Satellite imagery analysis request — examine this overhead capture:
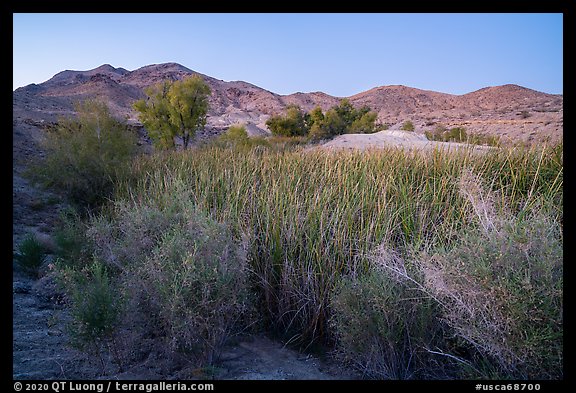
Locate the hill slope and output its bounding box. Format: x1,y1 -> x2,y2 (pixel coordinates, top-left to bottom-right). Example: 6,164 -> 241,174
13,62 -> 563,143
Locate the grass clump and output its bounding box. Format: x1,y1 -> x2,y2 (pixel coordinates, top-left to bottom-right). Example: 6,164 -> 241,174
14,234 -> 48,277
401,120 -> 415,131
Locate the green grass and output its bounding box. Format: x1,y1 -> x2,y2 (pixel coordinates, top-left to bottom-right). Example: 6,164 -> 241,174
113,143 -> 562,350
49,137 -> 561,378
14,234 -> 47,277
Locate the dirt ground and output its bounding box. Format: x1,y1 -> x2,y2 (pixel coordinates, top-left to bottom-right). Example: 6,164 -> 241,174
13,268 -> 358,380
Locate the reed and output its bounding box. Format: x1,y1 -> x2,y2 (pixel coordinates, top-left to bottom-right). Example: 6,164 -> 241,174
114,143 -> 562,349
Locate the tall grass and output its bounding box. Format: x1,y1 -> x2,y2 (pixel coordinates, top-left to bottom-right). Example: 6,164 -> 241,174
114,142 -> 562,353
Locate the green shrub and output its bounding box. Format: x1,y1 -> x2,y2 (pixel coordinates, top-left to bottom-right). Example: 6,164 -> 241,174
215,124 -> 271,151
266,105 -> 309,137
57,259 -> 124,371
53,208 -> 92,269
27,100 -> 138,211
425,125 -> 500,147
401,120 -> 415,132
14,234 -> 47,277
63,260 -> 122,348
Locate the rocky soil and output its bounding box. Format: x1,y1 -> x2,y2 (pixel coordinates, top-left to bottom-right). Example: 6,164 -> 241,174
13,266 -> 357,380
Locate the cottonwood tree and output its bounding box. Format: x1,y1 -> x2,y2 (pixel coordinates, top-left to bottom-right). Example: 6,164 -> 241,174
134,75 -> 211,149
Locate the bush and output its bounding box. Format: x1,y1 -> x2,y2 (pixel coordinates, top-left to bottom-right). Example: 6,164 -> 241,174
53,208 -> 93,269
330,250 -> 441,379
425,125 -> 500,147
14,234 -> 47,277
215,124 -> 271,151
401,120 -> 415,132
414,170 -> 563,378
266,105 -> 309,137
27,100 -> 138,211
86,196 -> 254,366
62,260 -> 122,348
58,259 -> 124,371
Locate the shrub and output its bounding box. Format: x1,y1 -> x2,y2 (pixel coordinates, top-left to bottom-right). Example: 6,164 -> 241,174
266,105 -> 309,137
330,248 -> 442,379
215,124 -> 271,151
401,120 -> 415,132
519,110 -> 531,119
63,260 -> 122,348
414,170 -> 563,378
14,234 -> 47,277
425,125 -> 500,147
53,208 -> 93,269
446,127 -> 468,142
59,259 -> 124,371
86,196 -> 254,366
27,100 -> 138,211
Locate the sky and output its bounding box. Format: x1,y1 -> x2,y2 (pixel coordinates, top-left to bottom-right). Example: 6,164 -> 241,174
13,13 -> 563,96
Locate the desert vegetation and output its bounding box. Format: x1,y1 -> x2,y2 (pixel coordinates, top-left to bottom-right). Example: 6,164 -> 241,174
133,75 -> 211,150
23,98 -> 563,379
426,124 -> 501,147
266,99 -> 383,140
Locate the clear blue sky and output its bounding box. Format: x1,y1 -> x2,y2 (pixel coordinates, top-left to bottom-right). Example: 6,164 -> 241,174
13,13 -> 563,96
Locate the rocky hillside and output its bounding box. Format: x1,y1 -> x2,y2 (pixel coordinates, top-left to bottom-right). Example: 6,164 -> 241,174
13,62 -> 563,143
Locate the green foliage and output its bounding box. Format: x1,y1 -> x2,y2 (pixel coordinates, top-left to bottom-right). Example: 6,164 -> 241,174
323,99 -> 380,136
267,100 -> 380,140
313,108 -> 346,139
63,260 -> 122,348
27,100 -> 138,211
133,81 -> 175,149
266,105 -> 309,137
349,111 -> 379,134
215,124 -> 271,151
14,234 -> 47,277
401,120 -> 415,132
134,75 -> 211,149
425,125 -> 500,147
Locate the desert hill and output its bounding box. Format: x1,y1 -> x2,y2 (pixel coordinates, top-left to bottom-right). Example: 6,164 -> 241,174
13,62 -> 562,144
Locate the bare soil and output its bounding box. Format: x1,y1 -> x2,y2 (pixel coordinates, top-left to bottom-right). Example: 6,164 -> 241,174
13,267 -> 357,380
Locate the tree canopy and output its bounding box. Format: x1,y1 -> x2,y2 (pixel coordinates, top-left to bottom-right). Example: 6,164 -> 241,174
134,75 -> 211,149
266,99 -> 381,140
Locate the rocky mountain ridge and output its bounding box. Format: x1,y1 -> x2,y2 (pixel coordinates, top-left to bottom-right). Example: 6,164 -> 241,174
13,62 -> 563,143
